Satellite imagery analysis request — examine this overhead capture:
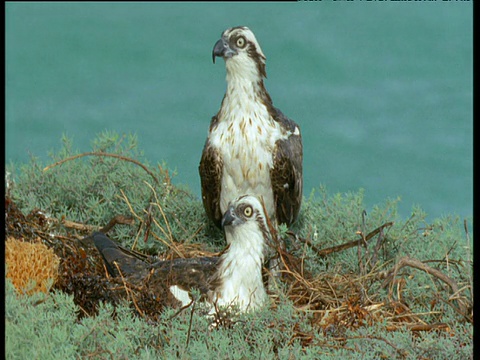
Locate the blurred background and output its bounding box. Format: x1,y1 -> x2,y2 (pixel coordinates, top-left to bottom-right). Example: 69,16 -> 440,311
5,2 -> 473,221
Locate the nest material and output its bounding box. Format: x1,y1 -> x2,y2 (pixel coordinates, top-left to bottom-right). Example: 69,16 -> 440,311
5,236 -> 60,295
4,192 -> 472,337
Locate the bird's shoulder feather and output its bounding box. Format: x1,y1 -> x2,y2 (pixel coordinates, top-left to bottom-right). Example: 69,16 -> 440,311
199,129 -> 223,227
270,107 -> 303,226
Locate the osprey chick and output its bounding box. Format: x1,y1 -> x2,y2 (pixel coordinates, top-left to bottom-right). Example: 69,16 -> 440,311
93,195 -> 269,313
209,194 -> 269,311
199,26 -> 303,228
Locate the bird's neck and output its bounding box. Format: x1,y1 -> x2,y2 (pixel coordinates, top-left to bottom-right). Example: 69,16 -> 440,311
213,225 -> 268,312
222,62 -> 272,113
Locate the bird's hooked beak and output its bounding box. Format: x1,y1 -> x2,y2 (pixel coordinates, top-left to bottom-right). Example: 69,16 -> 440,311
221,206 -> 237,229
212,38 -> 237,64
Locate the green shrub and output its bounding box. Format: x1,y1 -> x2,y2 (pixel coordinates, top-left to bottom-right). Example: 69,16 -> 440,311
7,131 -> 223,255
5,131 -> 473,359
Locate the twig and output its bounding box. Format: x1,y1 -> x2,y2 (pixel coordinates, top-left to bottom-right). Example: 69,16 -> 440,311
185,299 -> 197,349
149,230 -> 185,258
371,225 -> 385,268
113,261 -> 144,318
383,257 -> 459,295
356,210 -> 368,276
463,219 -> 473,300
60,219 -> 97,232
99,215 -> 135,233
142,202 -> 154,244
144,182 -> 174,243
118,189 -> 144,250
386,322 -> 451,332
168,298 -> 195,320
382,256 -> 469,317
293,222 -> 394,258
43,151 -> 160,185
260,196 -> 278,247
139,181 -> 183,258
339,334 -> 408,359
37,213 -> 134,235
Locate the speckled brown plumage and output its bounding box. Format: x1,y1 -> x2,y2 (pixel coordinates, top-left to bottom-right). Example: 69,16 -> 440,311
199,26 -> 303,229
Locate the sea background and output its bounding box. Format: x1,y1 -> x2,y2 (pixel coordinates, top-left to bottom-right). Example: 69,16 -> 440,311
5,2 -> 473,222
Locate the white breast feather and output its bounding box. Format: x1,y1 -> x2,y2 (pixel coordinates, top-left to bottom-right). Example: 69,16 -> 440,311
211,74 -> 291,219
211,219 -> 267,312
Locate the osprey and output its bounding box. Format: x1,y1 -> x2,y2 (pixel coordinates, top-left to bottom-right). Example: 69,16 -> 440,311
199,26 -> 303,228
92,195 -> 270,313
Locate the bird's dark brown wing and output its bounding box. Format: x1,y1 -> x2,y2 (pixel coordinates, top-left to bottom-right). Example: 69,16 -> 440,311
199,121 -> 224,228
93,232 -> 221,298
92,232 -> 149,278
270,108 -> 303,226
151,257 -> 220,295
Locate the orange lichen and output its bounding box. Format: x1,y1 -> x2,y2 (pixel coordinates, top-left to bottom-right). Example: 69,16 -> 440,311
5,237 -> 60,295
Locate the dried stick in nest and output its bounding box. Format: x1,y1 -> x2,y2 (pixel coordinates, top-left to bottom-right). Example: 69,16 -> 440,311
288,221 -> 394,258
386,322 -> 451,333
57,215 -> 135,234
382,256 -> 471,321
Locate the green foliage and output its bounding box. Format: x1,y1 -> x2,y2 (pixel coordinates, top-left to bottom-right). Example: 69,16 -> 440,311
5,132 -> 473,358
295,188 -> 471,278
5,279 -> 80,359
5,278 -> 473,359
292,186 -> 473,325
7,131 -> 223,254
323,321 -> 473,360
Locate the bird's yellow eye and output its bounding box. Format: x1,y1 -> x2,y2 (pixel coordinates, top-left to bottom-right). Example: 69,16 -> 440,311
243,205 -> 253,217
236,36 -> 246,48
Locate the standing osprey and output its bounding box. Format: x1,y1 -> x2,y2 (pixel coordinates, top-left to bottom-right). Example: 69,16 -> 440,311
92,195 -> 270,313
199,26 -> 303,228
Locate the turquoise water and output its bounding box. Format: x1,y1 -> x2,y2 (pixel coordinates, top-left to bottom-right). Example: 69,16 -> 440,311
6,2 -> 473,221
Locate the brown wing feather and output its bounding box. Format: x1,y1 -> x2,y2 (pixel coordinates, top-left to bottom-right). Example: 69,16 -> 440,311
92,232 -> 149,278
92,232 -> 221,302
270,108 -> 303,226
199,120 -> 224,228
152,257 -> 220,296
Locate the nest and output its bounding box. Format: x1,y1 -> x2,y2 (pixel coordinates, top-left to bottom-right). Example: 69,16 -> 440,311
4,191 -> 473,344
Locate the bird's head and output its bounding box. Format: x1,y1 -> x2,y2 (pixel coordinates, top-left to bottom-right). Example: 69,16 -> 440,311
221,195 -> 271,246
212,26 -> 267,79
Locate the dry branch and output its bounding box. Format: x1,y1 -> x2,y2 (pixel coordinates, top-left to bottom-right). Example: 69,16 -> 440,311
291,221 -> 394,258
43,152 -> 160,185
57,215 -> 134,233
386,322 -> 451,332
382,256 -> 470,318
